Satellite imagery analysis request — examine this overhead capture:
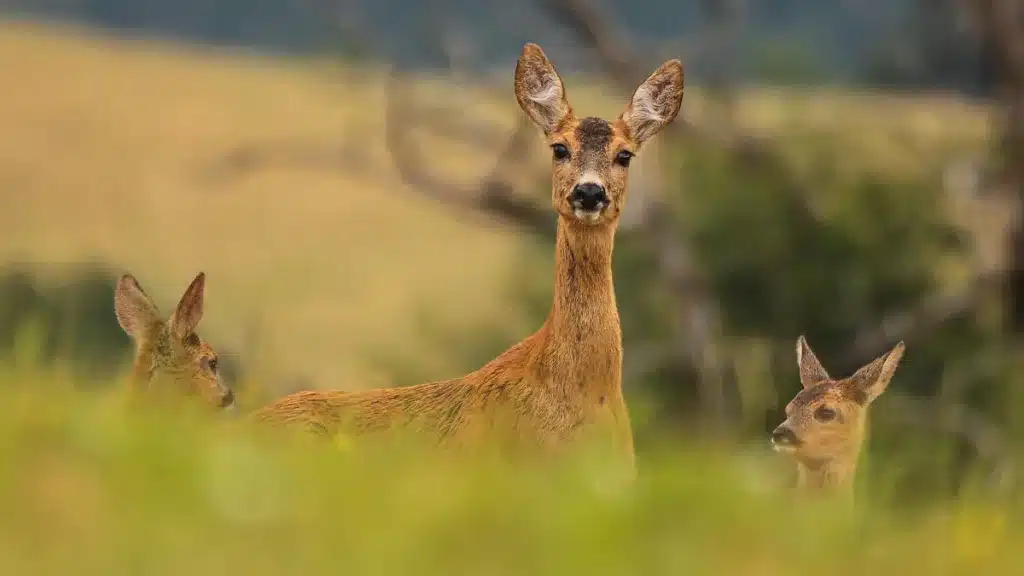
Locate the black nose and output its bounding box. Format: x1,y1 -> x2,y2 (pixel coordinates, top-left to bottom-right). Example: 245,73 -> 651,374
571,183 -> 608,211
771,425 -> 799,447
219,388 -> 235,408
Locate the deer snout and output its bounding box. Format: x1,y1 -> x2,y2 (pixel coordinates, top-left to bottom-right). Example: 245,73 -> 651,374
771,424 -> 801,448
570,182 -> 608,211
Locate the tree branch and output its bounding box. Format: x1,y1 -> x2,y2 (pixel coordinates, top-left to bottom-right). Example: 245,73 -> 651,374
845,270 -> 1007,367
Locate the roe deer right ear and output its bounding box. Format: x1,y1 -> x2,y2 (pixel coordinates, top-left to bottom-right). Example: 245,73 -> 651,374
114,274 -> 161,339
850,341 -> 905,405
514,43 -> 571,136
170,272 -> 206,340
796,335 -> 830,389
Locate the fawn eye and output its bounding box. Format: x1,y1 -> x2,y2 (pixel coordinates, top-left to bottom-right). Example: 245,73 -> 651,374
614,150 -> 634,167
814,406 -> 837,422
205,357 -> 219,375
551,143 -> 571,161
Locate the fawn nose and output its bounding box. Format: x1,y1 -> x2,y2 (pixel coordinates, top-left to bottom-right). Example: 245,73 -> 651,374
771,425 -> 800,447
570,183 -> 608,211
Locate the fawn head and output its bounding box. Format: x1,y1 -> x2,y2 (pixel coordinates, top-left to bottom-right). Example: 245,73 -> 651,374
514,43 -> 683,227
772,336 -> 905,466
114,272 -> 235,411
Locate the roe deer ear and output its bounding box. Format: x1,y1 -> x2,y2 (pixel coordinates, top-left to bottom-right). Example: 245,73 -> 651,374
620,59 -> 684,146
618,59 -> 684,145
796,335 -> 830,389
170,272 -> 206,341
850,341 -> 906,405
514,43 -> 572,136
114,274 -> 162,339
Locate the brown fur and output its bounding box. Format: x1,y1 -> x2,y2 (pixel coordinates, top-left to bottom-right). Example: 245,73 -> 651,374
772,336 -> 906,501
114,272 -> 234,410
251,44 -> 685,469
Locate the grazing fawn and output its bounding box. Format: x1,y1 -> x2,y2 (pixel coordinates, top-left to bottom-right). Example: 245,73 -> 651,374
772,336 -> 905,501
252,43 -> 685,469
114,272 -> 235,411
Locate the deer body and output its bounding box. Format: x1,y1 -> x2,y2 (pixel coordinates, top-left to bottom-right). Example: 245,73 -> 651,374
253,43 -> 685,468
253,215 -> 630,460
772,336 -> 906,502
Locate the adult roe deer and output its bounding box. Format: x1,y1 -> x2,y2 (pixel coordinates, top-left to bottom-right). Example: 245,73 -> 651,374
114,272 -> 235,411
251,43 -> 685,469
772,336 -> 905,502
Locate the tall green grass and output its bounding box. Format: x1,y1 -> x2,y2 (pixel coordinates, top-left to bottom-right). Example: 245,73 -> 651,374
0,362 -> 1020,575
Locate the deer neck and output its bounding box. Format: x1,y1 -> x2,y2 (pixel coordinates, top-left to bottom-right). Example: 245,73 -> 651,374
535,217 -> 621,399
127,340 -> 155,395
795,453 -> 858,502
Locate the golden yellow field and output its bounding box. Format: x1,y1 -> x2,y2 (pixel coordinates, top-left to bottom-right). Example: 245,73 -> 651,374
0,20 -> 997,398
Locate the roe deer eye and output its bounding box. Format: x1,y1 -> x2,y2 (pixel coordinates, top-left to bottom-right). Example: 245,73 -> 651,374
551,143 -> 571,161
814,406 -> 836,422
614,150 -> 634,167
204,357 -> 219,375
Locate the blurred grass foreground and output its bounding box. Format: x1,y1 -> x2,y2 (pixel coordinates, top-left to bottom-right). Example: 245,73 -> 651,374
0,367 -> 1020,575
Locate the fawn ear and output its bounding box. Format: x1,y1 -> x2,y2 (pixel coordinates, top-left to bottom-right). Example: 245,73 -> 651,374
114,274 -> 161,339
620,59 -> 684,146
515,43 -> 571,136
796,335 -> 830,389
170,272 -> 206,340
850,341 -> 905,405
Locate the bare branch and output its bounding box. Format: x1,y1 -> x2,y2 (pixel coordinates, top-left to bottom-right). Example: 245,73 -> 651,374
198,139 -> 374,184
534,0 -> 646,90
844,269 -> 1007,367
383,69 -> 554,237
966,0 -> 1024,84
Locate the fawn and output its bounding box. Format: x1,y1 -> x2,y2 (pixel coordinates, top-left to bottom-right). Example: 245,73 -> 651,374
252,43 -> 685,469
772,336 -> 905,501
114,271 -> 235,411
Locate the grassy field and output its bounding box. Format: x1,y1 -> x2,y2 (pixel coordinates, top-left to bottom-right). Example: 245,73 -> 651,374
0,368 -> 1020,575
0,20 -> 1000,398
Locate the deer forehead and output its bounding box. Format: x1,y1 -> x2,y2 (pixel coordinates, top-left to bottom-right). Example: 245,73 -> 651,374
786,381 -> 858,414
557,117 -> 630,156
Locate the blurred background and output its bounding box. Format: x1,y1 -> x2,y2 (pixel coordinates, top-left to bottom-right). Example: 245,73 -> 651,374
1,0 -> 1023,521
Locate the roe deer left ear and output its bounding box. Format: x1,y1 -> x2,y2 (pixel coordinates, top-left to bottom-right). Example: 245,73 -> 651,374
514,43 -> 572,136
620,59 -> 684,146
170,272 -> 206,341
850,341 -> 906,405
796,335 -> 830,389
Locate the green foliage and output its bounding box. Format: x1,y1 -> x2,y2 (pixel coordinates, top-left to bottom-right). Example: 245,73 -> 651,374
0,263 -> 129,383
0,375 -> 1021,575
676,139 -> 961,347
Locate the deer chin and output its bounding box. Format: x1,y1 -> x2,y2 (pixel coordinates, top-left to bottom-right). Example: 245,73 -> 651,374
771,441 -> 797,455
572,206 -> 607,225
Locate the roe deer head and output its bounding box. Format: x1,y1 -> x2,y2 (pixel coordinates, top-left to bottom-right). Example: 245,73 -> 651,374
772,336 -> 905,498
114,272 -> 234,411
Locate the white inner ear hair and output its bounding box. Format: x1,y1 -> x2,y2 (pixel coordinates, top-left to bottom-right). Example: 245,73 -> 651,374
630,84 -> 666,124
528,75 -> 563,109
